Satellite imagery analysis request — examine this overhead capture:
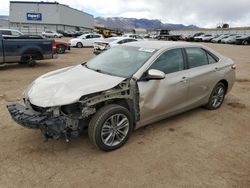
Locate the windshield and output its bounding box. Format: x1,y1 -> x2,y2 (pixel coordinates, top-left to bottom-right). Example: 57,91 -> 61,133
86,46 -> 156,78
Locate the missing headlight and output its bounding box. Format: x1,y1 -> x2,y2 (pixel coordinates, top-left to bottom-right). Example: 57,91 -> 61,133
61,103 -> 81,116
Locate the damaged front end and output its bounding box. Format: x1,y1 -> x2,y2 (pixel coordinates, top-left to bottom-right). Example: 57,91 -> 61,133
7,102 -> 84,141
7,79 -> 140,141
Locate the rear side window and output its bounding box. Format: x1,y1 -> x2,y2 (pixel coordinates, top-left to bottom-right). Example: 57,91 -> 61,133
93,35 -> 101,38
127,39 -> 137,42
150,48 -> 184,74
86,35 -> 92,39
207,53 -> 217,64
186,48 -> 208,68
118,39 -> 127,44
118,39 -> 137,44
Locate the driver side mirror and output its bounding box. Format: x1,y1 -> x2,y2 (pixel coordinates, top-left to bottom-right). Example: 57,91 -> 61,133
147,69 -> 165,80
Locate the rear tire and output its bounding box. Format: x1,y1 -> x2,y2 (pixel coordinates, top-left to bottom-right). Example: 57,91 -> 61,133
76,42 -> 83,48
205,82 -> 226,110
88,104 -> 133,151
243,40 -> 249,45
20,56 -> 36,67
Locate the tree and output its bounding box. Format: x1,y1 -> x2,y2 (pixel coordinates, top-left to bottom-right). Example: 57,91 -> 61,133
222,23 -> 229,28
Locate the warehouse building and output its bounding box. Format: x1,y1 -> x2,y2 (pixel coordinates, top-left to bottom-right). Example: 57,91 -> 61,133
7,1 -> 94,34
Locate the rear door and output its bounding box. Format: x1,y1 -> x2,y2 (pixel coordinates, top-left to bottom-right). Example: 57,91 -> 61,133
184,47 -> 224,106
137,48 -> 190,125
92,35 -> 102,45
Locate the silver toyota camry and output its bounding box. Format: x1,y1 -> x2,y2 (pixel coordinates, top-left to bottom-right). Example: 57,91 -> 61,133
7,41 -> 236,151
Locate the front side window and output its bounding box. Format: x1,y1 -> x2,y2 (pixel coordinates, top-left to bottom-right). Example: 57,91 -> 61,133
186,48 -> 208,68
150,48 -> 184,74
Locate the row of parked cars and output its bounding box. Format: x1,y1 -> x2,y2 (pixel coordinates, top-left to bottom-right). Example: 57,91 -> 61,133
68,32 -> 142,55
0,28 -> 144,67
0,29 -> 70,54
183,32 -> 250,45
41,30 -> 92,38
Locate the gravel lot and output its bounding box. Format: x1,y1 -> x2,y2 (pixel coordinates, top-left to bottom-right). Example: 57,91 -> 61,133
0,41 -> 249,188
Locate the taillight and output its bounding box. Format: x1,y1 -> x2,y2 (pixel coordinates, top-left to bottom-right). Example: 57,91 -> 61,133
231,64 -> 236,70
52,42 -> 57,53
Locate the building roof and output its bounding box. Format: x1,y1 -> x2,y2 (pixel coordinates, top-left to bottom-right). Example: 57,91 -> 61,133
10,1 -> 93,17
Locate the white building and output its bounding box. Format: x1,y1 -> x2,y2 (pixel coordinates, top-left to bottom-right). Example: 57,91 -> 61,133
7,1 -> 94,34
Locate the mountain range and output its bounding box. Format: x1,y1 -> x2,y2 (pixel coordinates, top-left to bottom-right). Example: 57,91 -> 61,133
94,17 -> 198,30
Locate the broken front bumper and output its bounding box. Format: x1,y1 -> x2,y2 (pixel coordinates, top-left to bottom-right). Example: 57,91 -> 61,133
7,103 -> 67,138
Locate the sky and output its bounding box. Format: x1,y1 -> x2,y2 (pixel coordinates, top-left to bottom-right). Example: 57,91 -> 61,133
0,0 -> 250,28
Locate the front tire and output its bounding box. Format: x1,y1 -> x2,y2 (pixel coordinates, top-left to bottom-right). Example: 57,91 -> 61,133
88,104 -> 133,151
205,82 -> 226,110
56,45 -> 66,54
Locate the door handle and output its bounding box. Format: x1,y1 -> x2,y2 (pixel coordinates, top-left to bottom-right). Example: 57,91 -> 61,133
180,76 -> 188,83
214,67 -> 219,72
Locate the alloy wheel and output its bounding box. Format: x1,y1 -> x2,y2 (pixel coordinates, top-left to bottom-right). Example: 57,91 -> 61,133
101,114 -> 129,147
211,85 -> 225,108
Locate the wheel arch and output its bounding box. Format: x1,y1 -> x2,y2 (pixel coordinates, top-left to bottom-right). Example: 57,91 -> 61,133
21,47 -> 43,61
218,79 -> 228,93
57,44 -> 67,48
94,98 -> 136,128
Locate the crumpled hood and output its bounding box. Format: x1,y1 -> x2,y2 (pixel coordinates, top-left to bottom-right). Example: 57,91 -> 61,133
25,65 -> 125,107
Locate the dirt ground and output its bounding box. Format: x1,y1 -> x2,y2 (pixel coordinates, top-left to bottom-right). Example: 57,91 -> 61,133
0,41 -> 250,188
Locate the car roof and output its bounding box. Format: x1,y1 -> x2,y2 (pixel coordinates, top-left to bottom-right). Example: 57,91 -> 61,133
110,37 -> 135,40
0,28 -> 20,32
123,41 -> 205,50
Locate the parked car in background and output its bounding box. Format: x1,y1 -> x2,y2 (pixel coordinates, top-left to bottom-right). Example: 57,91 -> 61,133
7,41 -> 236,151
42,31 -> 63,38
211,34 -> 228,43
193,34 -> 205,42
123,34 -> 144,40
235,35 -> 250,45
202,35 -> 218,42
69,34 -> 103,48
55,40 -> 70,54
221,35 -> 243,44
180,34 -> 190,41
186,33 -> 204,41
0,29 -> 23,37
194,34 -> 214,42
93,37 -> 137,54
57,30 -> 70,37
0,32 -> 57,67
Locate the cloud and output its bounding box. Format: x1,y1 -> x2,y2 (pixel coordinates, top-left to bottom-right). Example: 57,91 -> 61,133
1,0 -> 250,27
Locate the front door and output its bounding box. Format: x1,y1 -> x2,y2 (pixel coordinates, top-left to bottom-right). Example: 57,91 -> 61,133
137,48 -> 190,126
